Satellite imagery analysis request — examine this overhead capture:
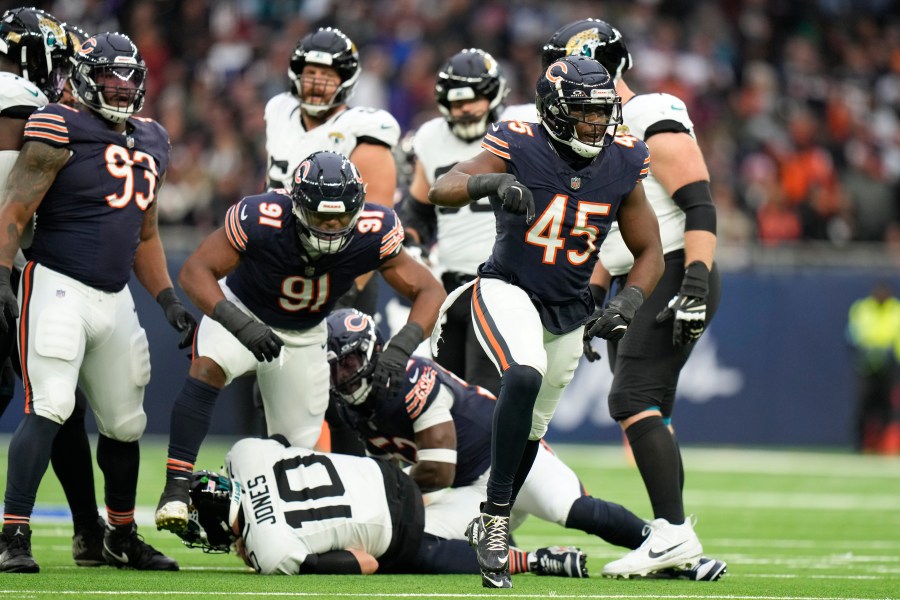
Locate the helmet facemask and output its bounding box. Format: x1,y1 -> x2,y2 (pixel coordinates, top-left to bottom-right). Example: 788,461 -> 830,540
537,57 -> 623,159
326,309 -> 380,406
290,151 -> 366,256
181,471 -> 242,554
288,28 -> 360,118
435,49 -> 508,142
0,7 -> 73,103
70,33 -> 147,124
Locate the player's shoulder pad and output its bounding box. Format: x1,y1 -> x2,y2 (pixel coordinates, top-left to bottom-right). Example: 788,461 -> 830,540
610,132 -> 651,182
623,92 -> 694,138
0,72 -> 47,112
22,103 -> 78,147
480,120 -> 521,161
224,190 -> 292,252
359,202 -> 403,260
499,103 -> 538,122
344,106 -> 401,147
411,116 -> 447,156
131,116 -> 171,151
264,91 -> 300,122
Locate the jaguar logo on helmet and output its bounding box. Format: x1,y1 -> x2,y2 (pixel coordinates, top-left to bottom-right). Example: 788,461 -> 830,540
564,28 -> 602,59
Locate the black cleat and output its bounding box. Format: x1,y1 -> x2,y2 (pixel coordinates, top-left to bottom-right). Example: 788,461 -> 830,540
73,517 -> 107,567
102,523 -> 179,571
532,546 -> 588,578
0,528 -> 39,573
481,568 -> 512,588
155,478 -> 190,533
465,511 -> 511,573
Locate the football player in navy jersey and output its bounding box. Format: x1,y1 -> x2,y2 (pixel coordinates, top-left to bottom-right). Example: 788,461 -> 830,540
323,308 -> 725,582
0,32 -> 194,572
542,20 -> 721,579
428,55 -> 664,588
0,12 -> 111,570
155,150 -> 445,536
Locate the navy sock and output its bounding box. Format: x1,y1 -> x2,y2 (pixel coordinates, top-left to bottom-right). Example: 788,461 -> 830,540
486,365 -> 542,506
51,392 -> 99,533
166,376 -> 220,480
97,435 -> 139,524
625,415 -> 684,523
565,495 -> 647,549
413,534 -> 480,574
509,439 -> 540,506
4,414 -> 61,517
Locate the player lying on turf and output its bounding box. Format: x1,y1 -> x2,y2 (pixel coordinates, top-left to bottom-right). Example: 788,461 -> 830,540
324,308 -> 727,582
179,436 -> 588,577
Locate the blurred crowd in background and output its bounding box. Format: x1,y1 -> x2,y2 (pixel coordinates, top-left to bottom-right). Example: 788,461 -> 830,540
7,0 -> 900,254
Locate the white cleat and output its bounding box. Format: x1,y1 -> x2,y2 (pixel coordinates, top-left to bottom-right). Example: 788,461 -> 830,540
154,500 -> 189,534
601,516 -> 703,579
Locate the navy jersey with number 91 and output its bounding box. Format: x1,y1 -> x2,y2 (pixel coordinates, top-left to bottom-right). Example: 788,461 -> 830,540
224,194 -> 404,330
478,121 -> 649,333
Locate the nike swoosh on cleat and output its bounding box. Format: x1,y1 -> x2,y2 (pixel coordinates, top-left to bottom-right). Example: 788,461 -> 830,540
103,541 -> 129,564
648,541 -> 687,559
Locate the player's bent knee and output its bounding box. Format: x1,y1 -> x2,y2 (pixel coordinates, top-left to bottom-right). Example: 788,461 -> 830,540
189,356 -> 228,388
129,328 -> 151,387
503,364 -> 543,398
97,411 -> 146,442
608,390 -> 659,422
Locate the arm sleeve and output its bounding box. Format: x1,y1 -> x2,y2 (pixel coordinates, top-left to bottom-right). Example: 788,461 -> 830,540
298,550 -> 363,575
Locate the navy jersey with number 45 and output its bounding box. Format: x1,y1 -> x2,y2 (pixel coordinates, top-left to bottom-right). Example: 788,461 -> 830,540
22,103 -> 170,292
479,120 -> 649,333
224,194 -> 404,330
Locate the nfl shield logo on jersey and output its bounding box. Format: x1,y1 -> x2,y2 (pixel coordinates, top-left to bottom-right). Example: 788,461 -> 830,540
570,176 -> 582,190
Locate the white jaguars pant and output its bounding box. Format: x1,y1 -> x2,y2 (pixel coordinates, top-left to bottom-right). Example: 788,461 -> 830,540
18,262 -> 148,441
423,442 -> 584,539
194,281 -> 329,449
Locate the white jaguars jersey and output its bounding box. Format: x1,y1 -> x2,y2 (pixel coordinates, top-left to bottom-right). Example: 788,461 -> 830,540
0,72 -> 47,263
600,93 -> 694,276
264,92 -> 401,190
226,438 -> 394,575
0,72 -> 47,190
414,105 -> 538,276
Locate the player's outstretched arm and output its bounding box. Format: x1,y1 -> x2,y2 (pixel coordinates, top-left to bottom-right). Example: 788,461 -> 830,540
616,182 -> 664,298
380,248 -> 446,336
351,143 -> 397,208
428,149 -> 505,208
411,420 -> 458,492
178,228 -> 241,316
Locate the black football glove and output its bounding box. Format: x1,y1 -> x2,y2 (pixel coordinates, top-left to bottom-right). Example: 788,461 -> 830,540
582,284 -> 607,362
156,288 -> 198,349
467,173 -> 535,224
370,323 -> 423,403
656,261 -> 710,347
0,266 -> 18,335
213,299 -> 284,362
586,285 -> 645,342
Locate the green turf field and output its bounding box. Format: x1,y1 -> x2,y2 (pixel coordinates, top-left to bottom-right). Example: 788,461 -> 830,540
0,435 -> 898,599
